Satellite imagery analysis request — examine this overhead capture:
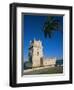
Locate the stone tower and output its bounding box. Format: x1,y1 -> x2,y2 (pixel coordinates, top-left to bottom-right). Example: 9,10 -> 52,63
29,39 -> 43,67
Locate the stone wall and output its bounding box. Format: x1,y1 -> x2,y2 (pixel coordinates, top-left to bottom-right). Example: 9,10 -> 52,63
32,56 -> 41,67
43,58 -> 56,67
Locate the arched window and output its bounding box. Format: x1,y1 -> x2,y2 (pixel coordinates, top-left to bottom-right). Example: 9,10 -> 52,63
37,52 -> 39,55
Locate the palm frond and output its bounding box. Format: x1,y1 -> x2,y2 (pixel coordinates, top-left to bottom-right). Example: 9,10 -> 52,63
43,16 -> 62,38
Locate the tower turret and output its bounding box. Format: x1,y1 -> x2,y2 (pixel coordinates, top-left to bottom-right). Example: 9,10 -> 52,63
29,39 -> 43,67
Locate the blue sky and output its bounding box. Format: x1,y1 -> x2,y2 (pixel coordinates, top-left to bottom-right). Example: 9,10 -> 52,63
22,14 -> 63,62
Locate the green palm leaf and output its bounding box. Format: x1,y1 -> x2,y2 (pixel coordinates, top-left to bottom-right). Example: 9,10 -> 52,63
43,16 -> 62,38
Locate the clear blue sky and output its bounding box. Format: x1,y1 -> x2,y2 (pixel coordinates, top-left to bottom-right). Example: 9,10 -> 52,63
22,14 -> 63,62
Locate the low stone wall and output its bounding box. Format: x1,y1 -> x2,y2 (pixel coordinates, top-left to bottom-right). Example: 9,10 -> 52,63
43,58 -> 56,66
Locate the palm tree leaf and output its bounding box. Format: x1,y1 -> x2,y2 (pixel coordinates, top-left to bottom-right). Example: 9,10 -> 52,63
48,16 -> 54,21
44,25 -> 53,38
44,29 -> 48,38
43,16 -> 62,38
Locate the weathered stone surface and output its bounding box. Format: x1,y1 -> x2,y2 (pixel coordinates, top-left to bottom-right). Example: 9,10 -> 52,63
28,39 -> 56,67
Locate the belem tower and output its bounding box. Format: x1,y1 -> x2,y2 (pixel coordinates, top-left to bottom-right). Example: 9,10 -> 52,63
28,39 -> 56,68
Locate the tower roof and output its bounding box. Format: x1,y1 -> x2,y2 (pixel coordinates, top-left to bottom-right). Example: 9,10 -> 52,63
29,39 -> 43,49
